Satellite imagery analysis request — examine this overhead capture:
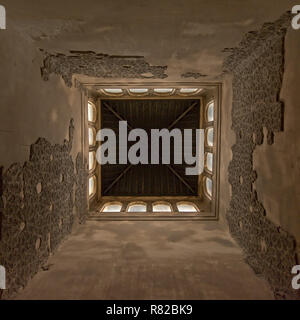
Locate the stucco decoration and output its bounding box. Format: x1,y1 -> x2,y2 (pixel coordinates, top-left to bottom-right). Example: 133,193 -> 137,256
75,153 -> 88,224
41,51 -> 168,87
224,12 -> 299,300
181,71 -> 207,79
0,120 -> 87,298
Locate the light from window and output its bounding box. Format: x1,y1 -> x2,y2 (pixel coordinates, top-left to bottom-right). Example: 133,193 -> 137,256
102,203 -> 122,212
89,152 -> 96,171
154,88 -> 173,93
104,88 -> 123,94
179,88 -> 198,93
206,152 -> 213,172
207,102 -> 214,122
89,127 -> 96,146
153,203 -> 172,212
129,88 -> 149,93
205,177 -> 213,197
127,203 -> 147,212
88,102 -> 96,123
207,128 -> 214,146
89,175 -> 97,197
177,203 -> 198,212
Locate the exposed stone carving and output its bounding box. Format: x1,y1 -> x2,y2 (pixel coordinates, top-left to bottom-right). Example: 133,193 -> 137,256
41,51 -> 168,87
181,72 -> 207,79
75,153 -> 88,224
0,120 -> 87,298
224,12 -> 299,299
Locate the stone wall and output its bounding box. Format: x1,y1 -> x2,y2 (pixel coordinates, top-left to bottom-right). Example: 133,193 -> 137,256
224,13 -> 299,299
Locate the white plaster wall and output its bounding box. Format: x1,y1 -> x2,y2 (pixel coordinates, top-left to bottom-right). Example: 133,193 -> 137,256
0,27 -> 82,169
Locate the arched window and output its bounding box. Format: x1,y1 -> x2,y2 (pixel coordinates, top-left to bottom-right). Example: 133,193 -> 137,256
102,203 -> 122,212
206,127 -> 214,146
127,203 -> 147,212
206,101 -> 214,122
129,88 -> 149,94
205,177 -> 213,198
154,88 -> 174,94
177,202 -> 198,212
89,175 -> 97,197
206,152 -> 213,172
88,101 -> 97,123
152,202 -> 172,212
88,127 -> 96,146
89,151 -> 96,172
179,88 -> 198,94
104,88 -> 123,94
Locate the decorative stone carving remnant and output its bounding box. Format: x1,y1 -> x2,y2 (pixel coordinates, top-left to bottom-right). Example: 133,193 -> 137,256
224,12 -> 299,299
41,51 -> 168,87
0,120 -> 88,298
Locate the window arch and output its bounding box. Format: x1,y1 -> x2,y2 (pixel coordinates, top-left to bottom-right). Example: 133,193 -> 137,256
88,101 -> 97,123
205,152 -> 213,173
127,202 -> 147,212
104,88 -> 123,94
179,88 -> 198,94
89,175 -> 97,197
206,101 -> 214,122
153,88 -> 174,95
206,127 -> 214,147
204,177 -> 213,198
177,202 -> 198,212
88,127 -> 96,146
152,202 -> 172,212
129,88 -> 149,94
89,151 -> 96,172
102,202 -> 122,212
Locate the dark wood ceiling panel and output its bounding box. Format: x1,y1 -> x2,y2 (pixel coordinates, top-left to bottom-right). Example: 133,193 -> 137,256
101,99 -> 200,196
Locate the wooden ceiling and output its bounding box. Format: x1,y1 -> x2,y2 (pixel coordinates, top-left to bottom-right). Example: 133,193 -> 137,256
101,99 -> 200,196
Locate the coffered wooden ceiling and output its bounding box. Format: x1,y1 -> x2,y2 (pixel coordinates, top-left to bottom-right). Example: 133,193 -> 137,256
101,99 -> 200,196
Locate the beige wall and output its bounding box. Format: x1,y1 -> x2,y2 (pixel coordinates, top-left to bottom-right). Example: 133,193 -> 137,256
218,28 -> 300,252
218,74 -> 235,227
253,28 -> 300,248
0,27 -> 82,169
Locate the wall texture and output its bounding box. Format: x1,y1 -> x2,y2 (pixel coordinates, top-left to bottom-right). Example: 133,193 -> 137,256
0,28 -> 88,299
224,13 -> 299,299
41,51 -> 168,87
0,121 -> 87,298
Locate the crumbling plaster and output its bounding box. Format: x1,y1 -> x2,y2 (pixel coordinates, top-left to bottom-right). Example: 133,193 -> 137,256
0,120 -> 88,298
41,51 -> 168,87
224,13 -> 299,299
0,26 -> 88,299
0,0 -> 299,300
1,0 -> 296,83
253,27 -> 300,249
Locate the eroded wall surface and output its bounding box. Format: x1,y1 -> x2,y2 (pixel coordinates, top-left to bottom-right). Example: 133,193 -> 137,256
224,13 -> 299,299
0,28 -> 88,298
0,121 -> 87,298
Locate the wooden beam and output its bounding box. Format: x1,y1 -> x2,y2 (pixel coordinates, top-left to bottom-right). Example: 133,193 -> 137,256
166,165 -> 195,194
103,165 -> 133,194
167,101 -> 198,130
103,101 -> 133,130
